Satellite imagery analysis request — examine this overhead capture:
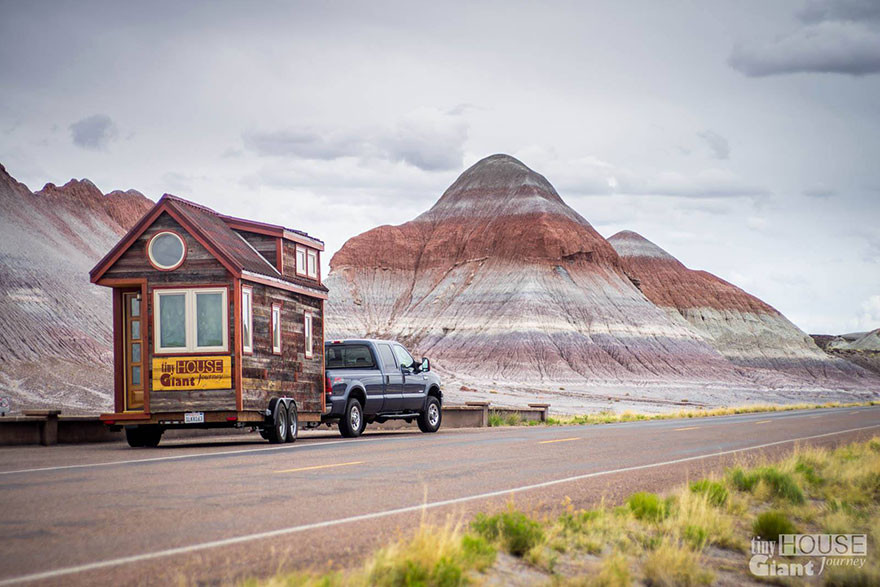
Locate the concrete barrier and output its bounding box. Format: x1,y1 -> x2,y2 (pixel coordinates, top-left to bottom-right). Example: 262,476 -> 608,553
0,401 -> 550,446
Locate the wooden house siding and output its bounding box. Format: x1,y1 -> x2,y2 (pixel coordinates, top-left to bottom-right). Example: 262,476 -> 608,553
241,282 -> 324,413
102,213 -> 238,413
237,231 -> 280,271
280,240 -> 322,288
103,213 -> 229,283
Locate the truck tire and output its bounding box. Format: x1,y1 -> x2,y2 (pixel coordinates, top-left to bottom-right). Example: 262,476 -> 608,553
286,402 -> 298,443
265,400 -> 289,444
418,397 -> 441,433
338,398 -> 365,438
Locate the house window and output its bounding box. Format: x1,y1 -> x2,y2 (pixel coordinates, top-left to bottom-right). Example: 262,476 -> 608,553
307,249 -> 318,279
242,286 -> 253,354
271,303 -> 282,355
153,288 -> 228,353
296,245 -> 319,279
296,246 -> 306,276
147,231 -> 186,271
304,313 -> 313,358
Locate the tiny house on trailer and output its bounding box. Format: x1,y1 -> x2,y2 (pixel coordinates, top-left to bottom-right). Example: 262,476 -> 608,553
90,195 -> 328,447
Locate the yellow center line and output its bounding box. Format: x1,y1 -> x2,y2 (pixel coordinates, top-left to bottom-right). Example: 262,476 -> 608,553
275,461 -> 364,474
755,420 -> 772,424
673,426 -> 700,431
539,437 -> 581,444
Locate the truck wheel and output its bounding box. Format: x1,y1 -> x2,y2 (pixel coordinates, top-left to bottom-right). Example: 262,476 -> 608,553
286,402 -> 298,443
265,400 -> 289,444
418,397 -> 442,433
338,398 -> 365,438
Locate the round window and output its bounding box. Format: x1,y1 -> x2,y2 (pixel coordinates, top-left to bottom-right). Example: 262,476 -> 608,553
148,231 -> 186,270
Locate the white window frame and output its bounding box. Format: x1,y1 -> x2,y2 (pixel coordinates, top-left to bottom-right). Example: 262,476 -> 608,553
304,313 -> 313,359
295,246 -> 307,277
296,245 -> 319,280
153,288 -> 228,354
306,249 -> 318,279
242,286 -> 253,354
147,231 -> 186,271
271,303 -> 282,355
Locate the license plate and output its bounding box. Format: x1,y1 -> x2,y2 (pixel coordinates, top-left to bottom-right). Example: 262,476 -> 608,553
184,412 -> 204,424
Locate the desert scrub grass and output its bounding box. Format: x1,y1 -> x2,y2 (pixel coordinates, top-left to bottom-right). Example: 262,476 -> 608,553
689,479 -> 728,507
641,539 -> 713,586
665,487 -> 737,550
726,466 -> 805,503
752,511 -> 796,541
487,411 -> 522,427
626,492 -> 670,522
471,507 -> 544,557
552,501 -> 635,556
591,553 -> 632,587
543,400 -> 876,428
366,520 -> 495,587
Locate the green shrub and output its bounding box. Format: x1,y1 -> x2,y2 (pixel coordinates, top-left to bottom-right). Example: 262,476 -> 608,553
683,524 -> 708,549
488,412 -> 504,427
794,461 -> 823,486
728,468 -> 758,492
627,492 -> 668,522
752,511 -> 796,541
727,467 -> 805,503
472,509 -> 544,557
459,534 -> 496,571
689,480 -> 728,507
755,467 -> 805,504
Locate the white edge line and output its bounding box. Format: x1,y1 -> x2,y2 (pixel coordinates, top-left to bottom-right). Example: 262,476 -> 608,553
2,423 -> 878,586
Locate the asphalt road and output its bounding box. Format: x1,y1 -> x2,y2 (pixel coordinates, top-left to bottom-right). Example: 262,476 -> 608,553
1,406 -> 878,585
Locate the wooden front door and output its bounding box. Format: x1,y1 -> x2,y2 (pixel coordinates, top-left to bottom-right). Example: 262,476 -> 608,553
123,292 -> 145,411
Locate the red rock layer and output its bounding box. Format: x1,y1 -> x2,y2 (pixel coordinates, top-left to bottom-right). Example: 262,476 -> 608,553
608,230 -> 877,388
0,164 -> 152,412
327,155 -> 748,387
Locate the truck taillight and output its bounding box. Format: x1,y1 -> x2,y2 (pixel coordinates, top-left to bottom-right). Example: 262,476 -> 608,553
325,375 -> 332,396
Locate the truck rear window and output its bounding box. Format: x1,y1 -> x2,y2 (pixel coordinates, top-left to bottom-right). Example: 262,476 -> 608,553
325,344 -> 377,369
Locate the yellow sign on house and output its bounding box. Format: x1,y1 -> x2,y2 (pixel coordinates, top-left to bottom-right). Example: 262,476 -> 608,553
152,356 -> 232,391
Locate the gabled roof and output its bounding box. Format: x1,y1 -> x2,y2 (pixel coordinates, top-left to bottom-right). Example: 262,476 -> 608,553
90,194 -> 329,297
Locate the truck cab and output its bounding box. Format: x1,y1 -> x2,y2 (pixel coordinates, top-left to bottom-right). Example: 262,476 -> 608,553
323,339 -> 443,437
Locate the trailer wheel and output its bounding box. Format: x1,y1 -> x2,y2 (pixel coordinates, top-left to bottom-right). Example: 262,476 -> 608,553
265,400 -> 289,444
125,426 -> 145,448
141,426 -> 163,447
418,397 -> 441,433
286,402 -> 298,443
338,398 -> 365,438
125,425 -> 163,448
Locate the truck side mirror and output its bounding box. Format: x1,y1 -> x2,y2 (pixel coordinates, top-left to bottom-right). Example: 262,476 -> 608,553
421,357 -> 430,372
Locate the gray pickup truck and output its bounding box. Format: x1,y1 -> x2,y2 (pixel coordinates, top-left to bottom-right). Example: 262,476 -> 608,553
322,339 -> 443,437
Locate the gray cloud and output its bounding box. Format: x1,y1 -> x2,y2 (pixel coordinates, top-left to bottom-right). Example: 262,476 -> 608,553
729,21 -> 880,77
69,114 -> 118,150
798,0 -> 880,25
243,107 -> 468,172
730,0 -> 880,77
697,130 -> 730,159
804,187 -> 836,198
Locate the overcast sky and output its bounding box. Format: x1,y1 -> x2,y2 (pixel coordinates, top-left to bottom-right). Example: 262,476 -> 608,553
1,0 -> 878,334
